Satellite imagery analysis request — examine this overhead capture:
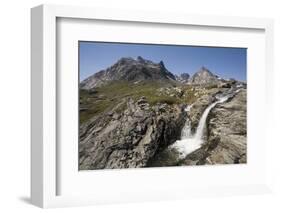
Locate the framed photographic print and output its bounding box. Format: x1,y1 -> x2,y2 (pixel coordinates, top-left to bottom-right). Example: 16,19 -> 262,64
31,4 -> 274,208
78,42 -> 247,170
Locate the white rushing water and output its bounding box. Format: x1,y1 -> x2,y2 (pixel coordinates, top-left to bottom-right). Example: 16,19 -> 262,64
172,95 -> 230,158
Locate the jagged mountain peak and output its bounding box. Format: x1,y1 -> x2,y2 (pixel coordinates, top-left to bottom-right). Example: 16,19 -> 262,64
80,57 -> 176,89
199,66 -> 211,73
195,66 -> 216,76
189,66 -> 219,85
136,56 -> 147,63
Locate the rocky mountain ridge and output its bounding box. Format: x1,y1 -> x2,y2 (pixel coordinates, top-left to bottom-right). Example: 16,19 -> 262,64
80,56 -> 177,90
80,57 -> 229,90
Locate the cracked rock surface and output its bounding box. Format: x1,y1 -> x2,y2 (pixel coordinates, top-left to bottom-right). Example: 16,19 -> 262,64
79,97 -> 186,170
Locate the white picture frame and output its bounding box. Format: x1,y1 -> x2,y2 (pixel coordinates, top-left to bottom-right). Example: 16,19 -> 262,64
31,4 -> 274,208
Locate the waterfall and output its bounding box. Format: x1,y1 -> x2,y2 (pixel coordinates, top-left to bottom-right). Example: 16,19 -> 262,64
194,96 -> 228,140
180,104 -> 193,138
172,95 -> 230,158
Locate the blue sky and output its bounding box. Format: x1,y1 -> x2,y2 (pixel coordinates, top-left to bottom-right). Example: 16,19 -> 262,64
79,41 -> 246,82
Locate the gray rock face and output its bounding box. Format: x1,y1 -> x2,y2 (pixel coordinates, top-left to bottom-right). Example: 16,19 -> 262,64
175,73 -> 190,83
189,67 -> 219,85
183,89 -> 247,165
79,97 -> 186,170
80,57 -> 176,90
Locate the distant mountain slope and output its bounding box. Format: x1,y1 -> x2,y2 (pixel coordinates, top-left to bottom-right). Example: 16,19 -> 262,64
175,73 -> 190,83
80,56 -> 177,90
189,67 -> 219,85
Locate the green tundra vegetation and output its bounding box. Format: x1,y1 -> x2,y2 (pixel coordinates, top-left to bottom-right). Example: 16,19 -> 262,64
79,80 -> 217,123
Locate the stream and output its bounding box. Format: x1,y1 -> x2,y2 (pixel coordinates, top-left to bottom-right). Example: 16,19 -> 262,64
147,86 -> 241,167
172,86 -> 241,158
172,95 -> 230,158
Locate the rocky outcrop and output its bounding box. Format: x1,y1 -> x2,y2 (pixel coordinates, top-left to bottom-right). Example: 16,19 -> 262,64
80,57 -> 176,90
79,97 -> 186,170
183,89 -> 247,165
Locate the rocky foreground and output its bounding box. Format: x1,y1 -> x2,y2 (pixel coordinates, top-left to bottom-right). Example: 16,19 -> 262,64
79,97 -> 186,169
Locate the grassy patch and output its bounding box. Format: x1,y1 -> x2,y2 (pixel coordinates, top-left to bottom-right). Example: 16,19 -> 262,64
79,81 -> 198,123
149,96 -> 179,105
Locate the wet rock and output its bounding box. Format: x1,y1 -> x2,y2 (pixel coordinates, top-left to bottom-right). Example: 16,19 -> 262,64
183,89 -> 247,165
188,94 -> 215,133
